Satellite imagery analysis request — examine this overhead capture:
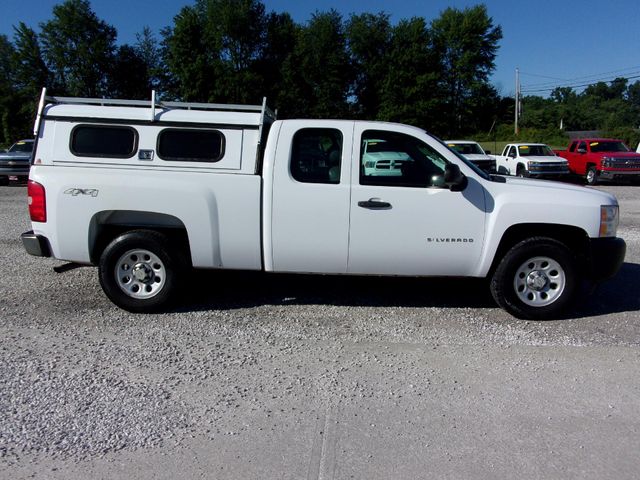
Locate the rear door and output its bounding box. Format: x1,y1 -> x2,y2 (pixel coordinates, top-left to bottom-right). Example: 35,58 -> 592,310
347,124 -> 486,276
268,120 -> 354,273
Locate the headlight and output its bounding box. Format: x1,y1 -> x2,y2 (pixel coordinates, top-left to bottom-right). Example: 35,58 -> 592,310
602,157 -> 612,168
528,162 -> 543,171
600,205 -> 619,237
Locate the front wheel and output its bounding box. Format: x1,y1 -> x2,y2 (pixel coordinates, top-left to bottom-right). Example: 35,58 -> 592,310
98,230 -> 185,312
490,237 -> 578,320
585,166 -> 598,185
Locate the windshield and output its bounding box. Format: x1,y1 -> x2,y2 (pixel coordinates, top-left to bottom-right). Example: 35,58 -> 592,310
447,143 -> 484,155
589,141 -> 629,153
518,145 -> 555,157
9,141 -> 33,153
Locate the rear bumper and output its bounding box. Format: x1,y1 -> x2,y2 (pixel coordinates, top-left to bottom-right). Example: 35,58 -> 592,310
21,231 -> 51,257
588,237 -> 626,282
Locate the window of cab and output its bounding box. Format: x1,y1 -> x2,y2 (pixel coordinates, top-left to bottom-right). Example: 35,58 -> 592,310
157,128 -> 225,163
71,125 -> 138,158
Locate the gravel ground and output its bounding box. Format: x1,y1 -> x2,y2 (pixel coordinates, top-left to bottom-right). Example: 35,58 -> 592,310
1,183 -> 639,479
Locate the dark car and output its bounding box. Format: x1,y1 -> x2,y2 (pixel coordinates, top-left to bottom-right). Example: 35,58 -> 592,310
0,139 -> 34,185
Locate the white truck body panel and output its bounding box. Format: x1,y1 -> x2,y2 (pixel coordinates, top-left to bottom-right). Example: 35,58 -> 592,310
265,120 -> 354,274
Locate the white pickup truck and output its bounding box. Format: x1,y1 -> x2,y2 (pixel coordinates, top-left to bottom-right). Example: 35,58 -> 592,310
495,143 -> 569,178
21,90 -> 625,319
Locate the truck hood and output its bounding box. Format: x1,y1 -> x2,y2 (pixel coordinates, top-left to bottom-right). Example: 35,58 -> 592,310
501,176 -> 617,203
522,156 -> 567,163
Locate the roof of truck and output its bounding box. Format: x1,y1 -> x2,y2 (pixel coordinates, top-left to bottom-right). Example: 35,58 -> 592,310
43,103 -> 265,127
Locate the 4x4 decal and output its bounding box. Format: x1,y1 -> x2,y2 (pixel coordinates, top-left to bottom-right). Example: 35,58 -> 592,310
64,188 -> 99,197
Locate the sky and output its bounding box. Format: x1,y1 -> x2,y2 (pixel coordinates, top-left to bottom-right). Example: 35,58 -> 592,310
1,0 -> 639,97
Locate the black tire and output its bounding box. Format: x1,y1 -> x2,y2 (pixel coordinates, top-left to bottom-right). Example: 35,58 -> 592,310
585,166 -> 598,185
490,237 -> 578,320
0,176 -> 8,186
98,230 -> 186,312
516,165 -> 528,178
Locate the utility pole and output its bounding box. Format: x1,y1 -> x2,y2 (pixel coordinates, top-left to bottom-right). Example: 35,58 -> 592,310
515,67 -> 520,135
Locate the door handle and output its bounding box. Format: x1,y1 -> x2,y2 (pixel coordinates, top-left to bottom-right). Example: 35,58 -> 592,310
358,198 -> 391,209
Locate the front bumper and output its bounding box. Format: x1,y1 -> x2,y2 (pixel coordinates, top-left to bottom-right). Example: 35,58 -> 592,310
599,170 -> 640,181
21,231 -> 51,257
588,237 -> 626,282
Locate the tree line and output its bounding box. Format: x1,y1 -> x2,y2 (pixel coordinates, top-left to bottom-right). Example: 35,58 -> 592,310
0,0 -> 638,149
0,0 -> 503,145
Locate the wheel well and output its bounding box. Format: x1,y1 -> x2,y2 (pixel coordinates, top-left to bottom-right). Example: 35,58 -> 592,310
516,163 -> 526,173
586,162 -> 597,170
89,211 -> 192,266
489,223 -> 590,276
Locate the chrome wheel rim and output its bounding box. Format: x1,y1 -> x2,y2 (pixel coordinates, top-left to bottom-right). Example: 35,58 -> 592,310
513,256 -> 565,307
586,169 -> 595,183
114,249 -> 166,299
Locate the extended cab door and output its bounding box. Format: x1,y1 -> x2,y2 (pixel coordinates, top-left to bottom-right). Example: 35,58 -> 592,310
347,124 -> 486,276
267,120 -> 354,273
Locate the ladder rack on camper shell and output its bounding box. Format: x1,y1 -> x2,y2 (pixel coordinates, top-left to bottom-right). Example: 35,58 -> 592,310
33,87 -> 276,136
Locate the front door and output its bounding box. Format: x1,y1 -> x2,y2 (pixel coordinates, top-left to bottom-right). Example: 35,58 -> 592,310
348,126 -> 486,276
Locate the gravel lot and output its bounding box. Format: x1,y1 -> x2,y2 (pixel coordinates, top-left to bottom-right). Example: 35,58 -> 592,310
1,183 -> 639,479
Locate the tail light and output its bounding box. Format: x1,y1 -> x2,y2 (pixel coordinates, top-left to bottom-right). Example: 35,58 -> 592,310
28,180 -> 47,222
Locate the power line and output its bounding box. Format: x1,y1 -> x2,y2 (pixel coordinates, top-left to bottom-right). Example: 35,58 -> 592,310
520,65 -> 640,90
521,72 -> 640,94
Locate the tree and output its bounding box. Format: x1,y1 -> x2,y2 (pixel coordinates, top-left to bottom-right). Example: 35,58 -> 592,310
40,0 -> 117,97
430,5 -> 502,136
346,12 -> 392,119
255,12 -> 297,112
109,45 -> 151,99
135,26 -> 162,92
280,10 -> 351,118
163,0 -> 270,103
0,35 -> 18,145
162,5 -> 217,101
378,18 -> 440,129
12,23 -> 50,94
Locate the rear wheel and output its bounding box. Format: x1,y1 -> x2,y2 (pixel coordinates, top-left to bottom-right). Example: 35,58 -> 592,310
490,237 -> 578,320
585,166 -> 598,185
98,230 -> 185,312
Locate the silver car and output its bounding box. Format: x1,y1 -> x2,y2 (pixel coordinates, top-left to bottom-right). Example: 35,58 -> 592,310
0,139 -> 34,185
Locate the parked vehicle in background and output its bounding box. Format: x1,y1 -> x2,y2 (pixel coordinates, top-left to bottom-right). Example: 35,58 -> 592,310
22,89 -> 625,320
556,139 -> 640,185
495,143 -> 569,178
446,140 -> 496,173
0,139 -> 34,185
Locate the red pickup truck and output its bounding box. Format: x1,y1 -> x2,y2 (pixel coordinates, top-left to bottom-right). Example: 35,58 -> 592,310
556,138 -> 640,185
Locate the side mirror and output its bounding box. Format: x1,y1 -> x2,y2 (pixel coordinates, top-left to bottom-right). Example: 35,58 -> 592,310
444,164 -> 467,192
485,150 -> 491,154
577,148 -> 587,154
